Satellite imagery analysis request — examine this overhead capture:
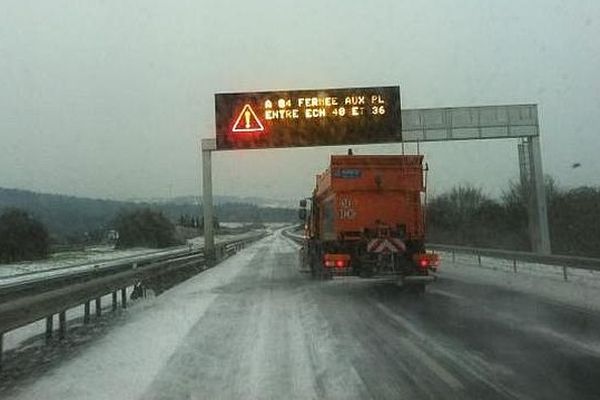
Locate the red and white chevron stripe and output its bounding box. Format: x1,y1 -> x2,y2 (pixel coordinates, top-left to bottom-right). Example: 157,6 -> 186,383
367,238 -> 406,253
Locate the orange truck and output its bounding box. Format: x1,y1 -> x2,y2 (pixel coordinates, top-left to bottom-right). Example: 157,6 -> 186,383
298,153 -> 439,292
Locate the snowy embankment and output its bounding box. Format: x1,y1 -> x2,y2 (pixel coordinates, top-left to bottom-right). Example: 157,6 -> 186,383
0,245 -> 177,279
0,228 -> 269,285
439,251 -> 600,312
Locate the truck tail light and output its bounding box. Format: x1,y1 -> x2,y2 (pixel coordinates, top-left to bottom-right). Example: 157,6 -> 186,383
414,252 -> 440,270
323,253 -> 351,269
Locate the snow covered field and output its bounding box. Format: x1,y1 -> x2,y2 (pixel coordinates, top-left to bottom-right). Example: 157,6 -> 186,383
0,230 -> 269,286
0,245 -> 178,279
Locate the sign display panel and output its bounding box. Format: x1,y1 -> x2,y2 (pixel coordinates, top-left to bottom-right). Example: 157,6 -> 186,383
215,86 -> 401,150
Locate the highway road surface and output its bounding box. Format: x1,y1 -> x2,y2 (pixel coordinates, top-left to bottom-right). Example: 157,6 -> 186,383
7,230 -> 600,400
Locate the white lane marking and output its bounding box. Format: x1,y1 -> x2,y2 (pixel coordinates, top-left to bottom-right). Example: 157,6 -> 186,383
375,303 -> 464,390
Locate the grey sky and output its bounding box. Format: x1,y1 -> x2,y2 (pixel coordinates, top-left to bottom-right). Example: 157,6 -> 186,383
1,0 -> 599,201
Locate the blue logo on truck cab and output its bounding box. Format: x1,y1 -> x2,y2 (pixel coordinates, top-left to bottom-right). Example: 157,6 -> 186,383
333,168 -> 362,179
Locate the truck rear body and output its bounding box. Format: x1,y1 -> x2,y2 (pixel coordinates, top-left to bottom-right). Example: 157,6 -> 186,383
300,153 -> 439,288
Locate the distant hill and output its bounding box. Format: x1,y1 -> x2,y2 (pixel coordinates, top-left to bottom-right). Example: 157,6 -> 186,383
0,187 -> 295,242
128,195 -> 297,208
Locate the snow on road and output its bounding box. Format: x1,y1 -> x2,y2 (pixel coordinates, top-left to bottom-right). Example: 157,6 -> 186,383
6,231 -> 600,399
143,233 -> 368,400
6,231 -> 371,400
5,235 -> 263,400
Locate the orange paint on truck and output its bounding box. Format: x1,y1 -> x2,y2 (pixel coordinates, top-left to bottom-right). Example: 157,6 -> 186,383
312,155 -> 425,242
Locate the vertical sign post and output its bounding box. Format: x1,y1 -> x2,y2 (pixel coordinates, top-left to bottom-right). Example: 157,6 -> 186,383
518,137 -> 551,255
201,138 -> 216,261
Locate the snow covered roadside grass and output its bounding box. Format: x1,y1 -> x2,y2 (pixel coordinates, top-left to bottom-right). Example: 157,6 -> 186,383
5,238 -> 265,400
0,245 -> 177,278
439,251 -> 600,312
0,230 -> 266,284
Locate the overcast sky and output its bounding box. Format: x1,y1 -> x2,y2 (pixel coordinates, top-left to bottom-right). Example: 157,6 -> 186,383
1,0 -> 599,202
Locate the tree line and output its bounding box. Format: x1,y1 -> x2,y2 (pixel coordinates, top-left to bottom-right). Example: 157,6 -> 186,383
427,180 -> 600,257
0,203 -> 285,263
3,180 -> 598,263
0,208 -> 183,262
0,209 -> 50,263
0,187 -> 295,246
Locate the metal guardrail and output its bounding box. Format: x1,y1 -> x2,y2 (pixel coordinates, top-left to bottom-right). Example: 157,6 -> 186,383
0,249 -> 198,304
0,233 -> 267,369
0,246 -> 195,285
428,244 -> 600,271
280,231 -> 600,276
428,243 -> 600,282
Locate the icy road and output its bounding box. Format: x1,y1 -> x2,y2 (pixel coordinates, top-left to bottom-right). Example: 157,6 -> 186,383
6,230 -> 600,400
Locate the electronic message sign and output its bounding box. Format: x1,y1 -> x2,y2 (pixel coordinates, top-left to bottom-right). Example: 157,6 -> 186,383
214,86 -> 401,150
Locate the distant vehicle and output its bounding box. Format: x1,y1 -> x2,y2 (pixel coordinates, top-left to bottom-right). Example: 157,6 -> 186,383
298,153 -> 439,293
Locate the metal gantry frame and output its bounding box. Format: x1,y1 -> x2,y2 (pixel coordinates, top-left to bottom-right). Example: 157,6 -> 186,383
202,103 -> 551,255
201,138 -> 217,261
517,136 -> 551,254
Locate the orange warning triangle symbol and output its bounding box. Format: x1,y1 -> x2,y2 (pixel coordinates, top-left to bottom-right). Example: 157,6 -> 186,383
232,104 -> 264,133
